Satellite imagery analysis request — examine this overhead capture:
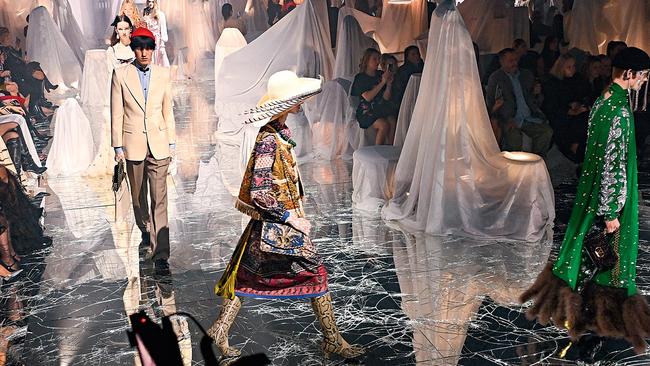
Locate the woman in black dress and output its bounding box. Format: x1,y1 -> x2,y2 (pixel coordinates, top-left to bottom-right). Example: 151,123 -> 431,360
350,48 -> 397,145
542,54 -> 590,162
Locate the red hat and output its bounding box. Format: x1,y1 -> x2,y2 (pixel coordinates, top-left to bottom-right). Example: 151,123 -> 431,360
130,27 -> 156,42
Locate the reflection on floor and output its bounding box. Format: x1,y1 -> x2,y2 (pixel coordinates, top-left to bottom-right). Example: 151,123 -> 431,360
6,81 -> 650,365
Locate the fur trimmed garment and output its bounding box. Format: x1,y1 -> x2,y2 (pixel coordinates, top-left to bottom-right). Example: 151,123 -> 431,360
520,263 -> 650,354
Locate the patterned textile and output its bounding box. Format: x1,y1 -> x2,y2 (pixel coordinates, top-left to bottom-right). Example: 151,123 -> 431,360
553,83 -> 639,296
216,119 -> 328,300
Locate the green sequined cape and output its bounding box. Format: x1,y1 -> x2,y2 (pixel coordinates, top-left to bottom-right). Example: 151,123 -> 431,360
552,83 -> 639,296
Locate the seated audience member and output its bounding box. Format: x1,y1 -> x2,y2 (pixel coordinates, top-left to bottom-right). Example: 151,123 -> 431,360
542,54 -> 590,162
0,165 -> 50,260
541,35 -> 560,73
513,39 -> 528,62
597,54 -> 612,86
606,40 -> 627,60
380,53 -> 400,114
267,0 -> 281,26
222,3 -> 247,36
351,48 -> 397,145
0,97 -> 46,176
519,51 -> 545,80
530,11 -> 551,47
581,55 -> 605,105
486,48 -> 553,157
394,46 -> 424,106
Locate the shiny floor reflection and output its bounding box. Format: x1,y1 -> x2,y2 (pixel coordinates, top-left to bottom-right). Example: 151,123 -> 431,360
9,81 -> 650,365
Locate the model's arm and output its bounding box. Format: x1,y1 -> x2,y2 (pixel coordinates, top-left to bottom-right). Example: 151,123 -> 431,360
597,107 -> 631,221
249,134 -> 289,222
162,71 -> 176,146
110,70 -> 124,150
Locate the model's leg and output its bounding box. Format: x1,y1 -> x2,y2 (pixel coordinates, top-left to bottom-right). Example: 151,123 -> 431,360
311,293 -> 364,359
207,296 -> 242,357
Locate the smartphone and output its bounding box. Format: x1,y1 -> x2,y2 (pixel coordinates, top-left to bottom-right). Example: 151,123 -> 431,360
495,84 -> 503,99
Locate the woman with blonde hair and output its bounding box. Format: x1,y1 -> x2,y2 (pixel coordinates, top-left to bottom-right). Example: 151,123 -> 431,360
119,0 -> 144,28
143,0 -> 169,67
350,48 -> 398,145
542,53 -> 591,162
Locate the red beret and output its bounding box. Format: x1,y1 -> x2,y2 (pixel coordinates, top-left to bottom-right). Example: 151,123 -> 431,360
130,27 -> 156,42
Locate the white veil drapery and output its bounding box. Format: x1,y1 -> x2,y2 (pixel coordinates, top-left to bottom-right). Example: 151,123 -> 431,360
457,0 -> 529,54
373,0 -> 427,53
381,3 -> 555,242
564,0 -> 612,55
51,0 -> 87,64
333,15 -> 378,79
214,0 -> 334,134
26,6 -> 82,91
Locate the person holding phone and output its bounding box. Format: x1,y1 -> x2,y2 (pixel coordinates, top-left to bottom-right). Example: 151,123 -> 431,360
350,48 -> 398,145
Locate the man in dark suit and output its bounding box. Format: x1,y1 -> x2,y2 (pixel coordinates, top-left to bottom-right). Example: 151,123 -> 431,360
486,48 -> 553,156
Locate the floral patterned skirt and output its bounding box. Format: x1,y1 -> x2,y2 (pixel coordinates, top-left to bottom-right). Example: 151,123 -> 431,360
216,219 -> 328,300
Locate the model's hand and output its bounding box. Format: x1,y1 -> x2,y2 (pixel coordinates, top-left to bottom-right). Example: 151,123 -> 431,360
287,216 -> 311,236
605,218 -> 620,234
114,150 -> 125,162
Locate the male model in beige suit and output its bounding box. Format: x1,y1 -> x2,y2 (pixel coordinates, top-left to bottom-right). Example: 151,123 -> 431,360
111,28 -> 176,268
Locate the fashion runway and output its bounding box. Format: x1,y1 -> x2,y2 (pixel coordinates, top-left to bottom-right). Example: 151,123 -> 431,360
12,80 -> 650,365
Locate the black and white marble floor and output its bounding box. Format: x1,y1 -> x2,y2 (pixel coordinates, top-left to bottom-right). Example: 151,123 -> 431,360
6,81 -> 650,365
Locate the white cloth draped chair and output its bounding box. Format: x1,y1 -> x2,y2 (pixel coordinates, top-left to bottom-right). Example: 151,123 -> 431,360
393,73 -> 421,148
380,6 -> 554,242
46,98 -> 95,176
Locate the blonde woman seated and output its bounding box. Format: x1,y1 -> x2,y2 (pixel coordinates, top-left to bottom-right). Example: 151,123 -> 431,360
350,48 -> 398,145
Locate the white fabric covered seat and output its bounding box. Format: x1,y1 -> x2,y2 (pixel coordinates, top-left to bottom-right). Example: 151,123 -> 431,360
394,73 -> 421,147
381,5 -> 554,242
214,28 -> 248,98
46,98 -> 95,176
352,145 -> 400,212
80,49 -> 110,107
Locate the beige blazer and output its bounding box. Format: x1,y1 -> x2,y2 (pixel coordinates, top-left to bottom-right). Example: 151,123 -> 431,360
111,64 -> 176,161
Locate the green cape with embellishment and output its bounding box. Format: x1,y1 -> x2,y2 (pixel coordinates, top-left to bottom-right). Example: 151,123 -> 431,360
520,83 -> 650,354
552,82 -> 638,296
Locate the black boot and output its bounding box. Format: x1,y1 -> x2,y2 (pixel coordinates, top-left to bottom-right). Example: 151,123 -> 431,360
5,137 -> 22,177
20,146 -> 46,175
43,76 -> 58,92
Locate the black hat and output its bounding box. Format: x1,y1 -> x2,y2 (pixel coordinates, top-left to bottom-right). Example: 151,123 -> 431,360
612,47 -> 650,71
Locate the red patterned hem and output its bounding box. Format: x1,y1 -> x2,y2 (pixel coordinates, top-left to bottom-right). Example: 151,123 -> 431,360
235,264 -> 329,299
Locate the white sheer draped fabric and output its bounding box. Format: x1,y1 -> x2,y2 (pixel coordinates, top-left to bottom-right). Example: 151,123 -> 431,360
566,0 -> 649,55
374,0 -> 427,53
214,0 -> 334,134
52,0 -> 87,64
381,8 -> 555,242
184,0 -> 216,75
304,78 -> 357,160
394,73 -> 421,147
80,50 -> 110,107
214,28 -> 248,98
46,98 -> 95,176
66,0 -> 118,49
0,114 -> 42,169
458,0 -> 529,54
26,6 -> 82,91
352,145 -> 400,211
565,0 -> 612,55
333,15 -> 378,79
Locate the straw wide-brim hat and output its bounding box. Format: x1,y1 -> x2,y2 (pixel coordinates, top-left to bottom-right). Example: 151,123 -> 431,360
243,70 -> 323,127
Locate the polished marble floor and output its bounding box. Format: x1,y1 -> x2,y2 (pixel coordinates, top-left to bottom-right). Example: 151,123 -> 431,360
6,81 -> 650,365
